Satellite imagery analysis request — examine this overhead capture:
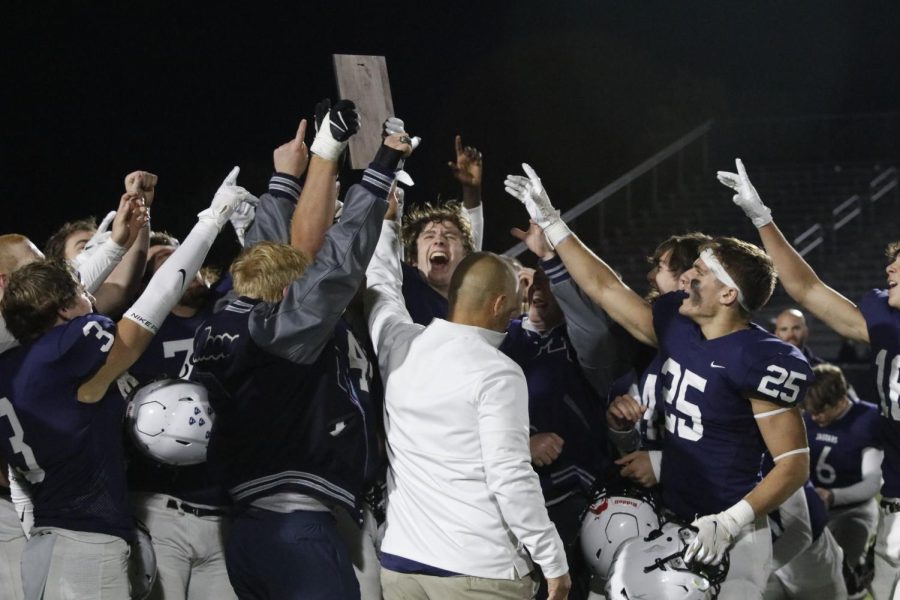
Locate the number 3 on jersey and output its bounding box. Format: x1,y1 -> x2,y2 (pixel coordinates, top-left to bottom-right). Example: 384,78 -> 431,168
661,358 -> 706,441
0,397 -> 45,484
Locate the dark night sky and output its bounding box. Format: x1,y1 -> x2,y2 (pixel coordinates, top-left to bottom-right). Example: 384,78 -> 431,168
4,2 -> 899,264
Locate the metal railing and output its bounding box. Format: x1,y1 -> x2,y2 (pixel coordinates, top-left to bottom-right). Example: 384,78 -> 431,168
503,120 -> 714,257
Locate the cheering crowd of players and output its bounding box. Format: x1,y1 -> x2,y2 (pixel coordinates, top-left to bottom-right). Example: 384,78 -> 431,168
0,98 -> 898,600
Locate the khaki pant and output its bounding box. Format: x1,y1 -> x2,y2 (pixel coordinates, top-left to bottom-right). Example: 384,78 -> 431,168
381,568 -> 538,599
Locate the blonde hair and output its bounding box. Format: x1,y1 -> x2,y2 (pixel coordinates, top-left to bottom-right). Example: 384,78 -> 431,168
230,242 -> 310,303
0,234 -> 34,275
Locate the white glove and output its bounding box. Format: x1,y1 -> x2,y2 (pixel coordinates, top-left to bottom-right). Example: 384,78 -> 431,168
383,117 -> 420,185
504,163 -> 571,247
198,167 -> 258,231
229,201 -> 256,246
310,99 -> 360,161
684,499 -> 754,565
717,158 -> 772,228
70,211 -> 116,271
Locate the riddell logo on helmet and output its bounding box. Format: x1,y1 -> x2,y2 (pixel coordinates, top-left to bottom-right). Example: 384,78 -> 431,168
612,498 -> 639,508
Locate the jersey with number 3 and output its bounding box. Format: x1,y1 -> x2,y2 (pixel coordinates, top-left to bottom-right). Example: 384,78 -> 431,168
860,288 -> 900,497
653,292 -> 814,520
0,314 -> 134,541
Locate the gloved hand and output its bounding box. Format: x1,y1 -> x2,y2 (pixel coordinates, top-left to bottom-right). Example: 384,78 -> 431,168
198,167 -> 258,231
684,500 -> 754,565
311,99 -> 360,161
382,117 -> 420,185
71,211 -> 116,270
229,201 -> 256,246
504,163 -> 571,247
717,158 -> 772,228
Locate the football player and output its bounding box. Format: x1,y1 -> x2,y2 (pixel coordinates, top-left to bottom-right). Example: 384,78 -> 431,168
804,363 -> 882,599
0,173 -> 252,598
719,158 -> 900,600
506,163 -> 812,597
189,105 -> 402,599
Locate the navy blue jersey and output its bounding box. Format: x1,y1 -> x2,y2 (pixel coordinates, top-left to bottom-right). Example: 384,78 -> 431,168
653,292 -> 814,520
607,354 -> 667,451
805,400 -> 881,491
859,288 -> 900,497
0,314 -> 133,541
401,263 -> 447,326
129,310 -> 210,385
501,319 -> 611,502
190,177 -> 388,516
192,300 -> 378,514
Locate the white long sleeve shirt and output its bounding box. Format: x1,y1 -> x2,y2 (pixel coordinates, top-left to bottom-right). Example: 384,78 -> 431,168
364,221 -> 567,580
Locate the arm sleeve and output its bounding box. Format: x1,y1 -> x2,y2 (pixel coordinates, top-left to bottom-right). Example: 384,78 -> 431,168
363,220 -> 424,380
73,238 -> 128,294
740,343 -> 814,408
249,168 -> 390,364
770,486 -> 814,569
464,204 -> 484,251
242,173 -> 301,247
58,314 -> 117,379
831,447 -> 884,506
478,364 -> 568,578
544,255 -> 619,396
608,426 -> 641,455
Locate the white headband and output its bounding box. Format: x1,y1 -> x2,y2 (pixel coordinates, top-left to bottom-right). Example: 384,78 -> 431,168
700,248 -> 749,311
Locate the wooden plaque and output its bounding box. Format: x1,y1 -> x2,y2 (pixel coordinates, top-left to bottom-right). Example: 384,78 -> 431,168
333,54 -> 395,170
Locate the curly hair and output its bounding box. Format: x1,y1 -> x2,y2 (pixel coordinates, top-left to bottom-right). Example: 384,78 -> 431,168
400,201 -> 475,263
886,240 -> 900,262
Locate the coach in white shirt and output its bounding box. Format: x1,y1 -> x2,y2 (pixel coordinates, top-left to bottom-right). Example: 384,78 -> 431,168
365,208 -> 570,600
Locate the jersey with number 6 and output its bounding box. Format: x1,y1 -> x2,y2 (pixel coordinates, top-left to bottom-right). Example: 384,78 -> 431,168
652,292 -> 814,520
0,314 -> 134,541
860,288 -> 900,497
805,400 -> 881,490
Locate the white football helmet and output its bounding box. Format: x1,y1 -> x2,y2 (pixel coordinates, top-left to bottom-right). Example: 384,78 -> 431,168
126,379 -> 214,466
605,522 -> 729,600
580,482 -> 661,581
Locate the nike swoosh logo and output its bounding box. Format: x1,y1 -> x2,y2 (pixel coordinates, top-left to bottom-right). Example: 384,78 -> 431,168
177,269 -> 186,288
710,361 -> 726,369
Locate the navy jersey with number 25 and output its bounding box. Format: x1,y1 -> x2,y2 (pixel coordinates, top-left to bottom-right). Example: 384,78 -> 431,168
652,292 -> 814,521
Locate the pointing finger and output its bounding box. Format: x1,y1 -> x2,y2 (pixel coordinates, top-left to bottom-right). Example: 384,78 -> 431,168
223,166 -> 240,186
295,118 -> 307,144
454,134 -> 463,156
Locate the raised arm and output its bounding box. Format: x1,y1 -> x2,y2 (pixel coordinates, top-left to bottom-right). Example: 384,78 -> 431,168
364,187 -> 423,375
251,134 -> 412,364
719,159 -> 868,342
78,168 -> 253,402
93,171 -> 158,317
505,164 -> 656,346
448,135 -> 484,250
291,100 -> 359,256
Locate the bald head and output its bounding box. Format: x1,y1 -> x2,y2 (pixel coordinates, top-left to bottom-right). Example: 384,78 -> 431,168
448,252 -> 519,331
774,308 -> 808,349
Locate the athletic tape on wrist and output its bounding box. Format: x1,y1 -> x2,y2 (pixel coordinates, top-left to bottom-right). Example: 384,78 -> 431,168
700,248 -> 749,312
